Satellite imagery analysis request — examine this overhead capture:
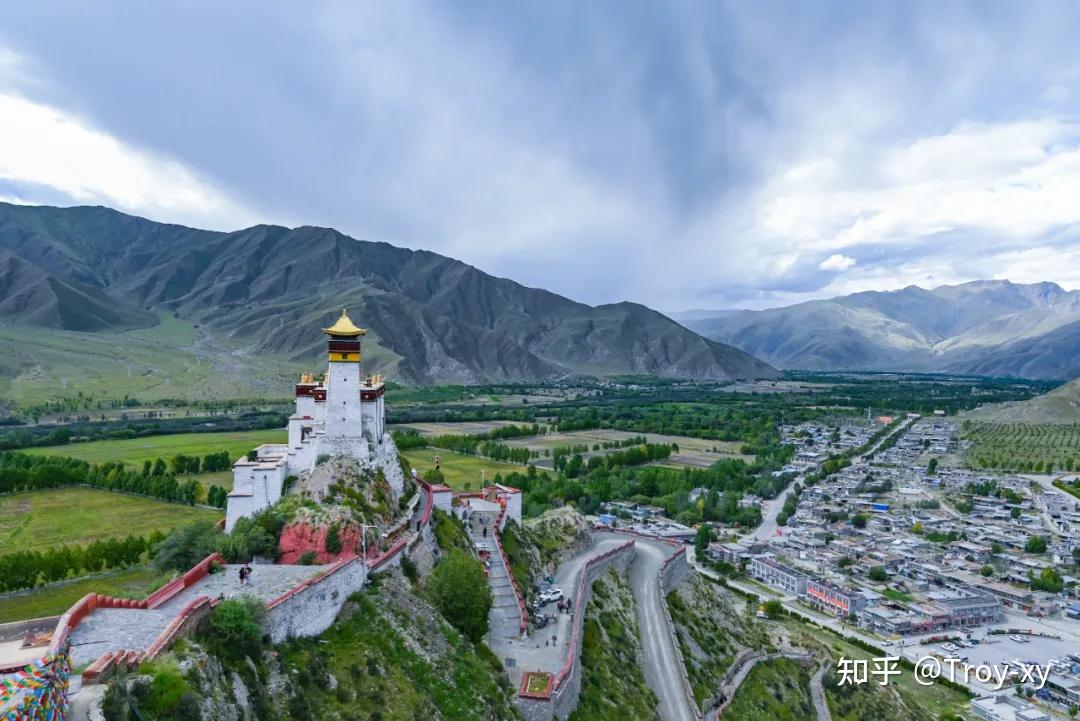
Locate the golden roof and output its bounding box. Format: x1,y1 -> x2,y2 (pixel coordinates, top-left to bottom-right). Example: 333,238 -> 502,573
322,309 -> 366,337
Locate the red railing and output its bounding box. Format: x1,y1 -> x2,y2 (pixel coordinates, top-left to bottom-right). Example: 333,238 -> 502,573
266,557 -> 357,610
49,591 -> 156,654
143,596 -> 212,658
368,538 -> 408,572
416,478 -> 435,526
145,553 -> 226,609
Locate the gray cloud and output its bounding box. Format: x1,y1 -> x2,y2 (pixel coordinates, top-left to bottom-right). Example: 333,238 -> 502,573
1,1 -> 1080,311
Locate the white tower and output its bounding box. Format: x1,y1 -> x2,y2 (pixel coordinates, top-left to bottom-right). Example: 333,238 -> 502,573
319,309 -> 369,459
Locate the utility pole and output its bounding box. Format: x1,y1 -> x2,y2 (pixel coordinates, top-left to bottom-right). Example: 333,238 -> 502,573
358,522 -> 382,561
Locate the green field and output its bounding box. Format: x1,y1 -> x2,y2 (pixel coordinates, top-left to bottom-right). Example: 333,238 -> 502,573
23,429 -> 287,467
0,488 -> 220,552
0,566 -> 168,623
963,421 -> 1080,472
400,448 -> 520,490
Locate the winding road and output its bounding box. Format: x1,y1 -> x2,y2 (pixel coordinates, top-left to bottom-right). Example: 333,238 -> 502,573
599,532 -> 699,721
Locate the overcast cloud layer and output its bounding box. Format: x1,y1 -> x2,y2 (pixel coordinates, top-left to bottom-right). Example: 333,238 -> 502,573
2,2 -> 1080,310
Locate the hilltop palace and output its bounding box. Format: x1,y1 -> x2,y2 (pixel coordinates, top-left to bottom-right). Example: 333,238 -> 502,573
226,310 -> 403,530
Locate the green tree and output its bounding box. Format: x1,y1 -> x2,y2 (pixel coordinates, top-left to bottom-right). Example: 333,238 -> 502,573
851,513 -> 868,529
1029,568 -> 1064,593
762,599 -> 784,619
1025,535 -> 1047,554
427,550 -> 493,643
153,521 -> 219,572
694,524 -> 713,557
980,564 -> 994,577
867,566 -> 888,582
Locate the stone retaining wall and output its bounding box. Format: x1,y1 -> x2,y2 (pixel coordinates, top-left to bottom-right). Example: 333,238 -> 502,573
263,558 -> 368,643
0,616 -> 61,645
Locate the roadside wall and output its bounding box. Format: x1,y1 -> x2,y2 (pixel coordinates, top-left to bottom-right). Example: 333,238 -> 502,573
263,558 -> 368,643
660,548 -> 691,593
658,547 -> 701,720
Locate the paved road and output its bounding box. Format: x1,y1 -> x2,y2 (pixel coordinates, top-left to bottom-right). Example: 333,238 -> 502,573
749,484 -> 794,542
606,533 -> 698,721
492,534 -> 629,687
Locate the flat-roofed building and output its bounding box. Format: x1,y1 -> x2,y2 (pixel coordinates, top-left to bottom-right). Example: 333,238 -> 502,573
748,556 -> 809,596
806,579 -> 867,617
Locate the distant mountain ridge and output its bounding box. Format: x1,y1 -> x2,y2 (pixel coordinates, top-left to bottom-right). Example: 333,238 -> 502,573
0,203 -> 776,385
684,280 -> 1080,380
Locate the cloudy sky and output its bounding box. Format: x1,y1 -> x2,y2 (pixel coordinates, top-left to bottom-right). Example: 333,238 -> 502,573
2,2 -> 1080,311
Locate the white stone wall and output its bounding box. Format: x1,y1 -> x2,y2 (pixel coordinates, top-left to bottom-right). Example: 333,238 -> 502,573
263,559 -> 368,643
226,495 -> 259,532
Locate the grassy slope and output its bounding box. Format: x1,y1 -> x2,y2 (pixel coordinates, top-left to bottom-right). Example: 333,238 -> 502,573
0,487 -> 220,551
667,575 -> 771,707
570,569 -> 659,721
780,618 -> 970,720
0,315 -> 304,408
400,447 -> 519,490
277,584 -> 518,721
965,378 -> 1080,424
722,657 -> 816,721
23,429 -> 286,466
0,566 -> 168,623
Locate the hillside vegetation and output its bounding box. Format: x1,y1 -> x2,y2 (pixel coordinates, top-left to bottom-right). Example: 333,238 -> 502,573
721,657 -> 816,721
103,573 -> 519,721
965,377 -> 1080,423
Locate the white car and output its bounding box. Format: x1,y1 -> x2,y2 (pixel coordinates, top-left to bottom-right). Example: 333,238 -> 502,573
539,588 -> 565,605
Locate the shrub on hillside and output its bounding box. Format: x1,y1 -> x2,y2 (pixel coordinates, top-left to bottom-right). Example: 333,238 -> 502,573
205,597 -> 265,663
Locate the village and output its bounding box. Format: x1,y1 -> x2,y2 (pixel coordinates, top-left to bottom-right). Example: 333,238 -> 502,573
589,415 -> 1080,719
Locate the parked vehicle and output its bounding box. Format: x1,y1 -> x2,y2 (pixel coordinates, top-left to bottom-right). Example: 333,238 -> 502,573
539,588 -> 565,605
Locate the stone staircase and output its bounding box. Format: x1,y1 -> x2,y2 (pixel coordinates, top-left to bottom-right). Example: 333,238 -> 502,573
468,509 -> 524,640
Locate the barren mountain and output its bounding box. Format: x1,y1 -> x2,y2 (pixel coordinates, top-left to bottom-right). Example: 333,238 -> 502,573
0,203 -> 775,385
684,280 -> 1080,380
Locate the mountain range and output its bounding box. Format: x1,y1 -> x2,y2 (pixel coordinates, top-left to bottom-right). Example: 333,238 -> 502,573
0,202 -> 775,387
682,281 -> 1080,380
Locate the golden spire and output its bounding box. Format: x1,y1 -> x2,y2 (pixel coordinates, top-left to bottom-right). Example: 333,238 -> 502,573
322,308 -> 366,337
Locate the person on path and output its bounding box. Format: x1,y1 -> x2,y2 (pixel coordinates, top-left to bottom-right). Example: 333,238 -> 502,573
238,566 -> 247,585
243,563 -> 253,586
482,527 -> 488,539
